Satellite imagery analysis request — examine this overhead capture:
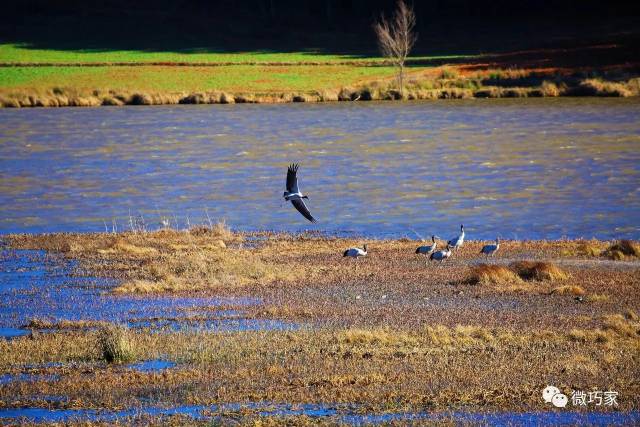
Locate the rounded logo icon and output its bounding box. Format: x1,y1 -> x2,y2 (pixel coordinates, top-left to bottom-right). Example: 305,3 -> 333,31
543,385 -> 560,403
552,393 -> 568,408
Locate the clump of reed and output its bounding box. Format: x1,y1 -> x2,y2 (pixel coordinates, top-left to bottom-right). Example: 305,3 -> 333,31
602,313 -> 640,338
560,240 -> 604,257
549,285 -> 586,296
572,79 -> 633,97
468,264 -> 523,285
25,318 -> 109,330
509,261 -> 568,281
602,240 -> 640,260
540,81 -> 561,97
584,294 -> 610,303
338,328 -> 418,347
468,261 -> 568,288
98,324 -> 135,363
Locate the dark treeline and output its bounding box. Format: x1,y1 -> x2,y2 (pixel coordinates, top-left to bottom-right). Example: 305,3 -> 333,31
2,0 -> 639,54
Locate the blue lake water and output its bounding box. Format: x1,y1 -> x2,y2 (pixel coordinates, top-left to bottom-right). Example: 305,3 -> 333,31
0,99 -> 639,239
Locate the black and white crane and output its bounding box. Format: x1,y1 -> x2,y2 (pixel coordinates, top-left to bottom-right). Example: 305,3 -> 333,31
283,163 -> 317,223
429,245 -> 452,262
448,224 -> 465,250
416,235 -> 438,256
343,244 -> 368,259
480,238 -> 500,257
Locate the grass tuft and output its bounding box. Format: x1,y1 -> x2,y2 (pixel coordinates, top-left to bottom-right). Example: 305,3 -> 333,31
509,261 -> 568,281
560,240 -> 603,257
584,294 -> 610,303
338,329 -> 417,347
549,285 -> 586,296
603,240 -> 640,259
602,314 -> 640,338
541,81 -> 561,97
468,264 -> 522,285
98,324 -> 135,363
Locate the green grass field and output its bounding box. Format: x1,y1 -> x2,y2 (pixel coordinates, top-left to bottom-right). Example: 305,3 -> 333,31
1,41 -> 638,105
0,64 -> 405,93
0,43 -> 467,64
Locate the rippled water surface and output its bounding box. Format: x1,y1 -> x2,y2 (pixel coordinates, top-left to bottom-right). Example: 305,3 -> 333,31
1,99 -> 639,239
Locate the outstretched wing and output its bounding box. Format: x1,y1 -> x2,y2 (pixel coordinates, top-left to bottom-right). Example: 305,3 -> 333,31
286,163 -> 299,193
291,198 -> 317,223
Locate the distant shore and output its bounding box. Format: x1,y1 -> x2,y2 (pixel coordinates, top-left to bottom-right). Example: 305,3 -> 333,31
1,76 -> 638,109
2,40 -> 639,108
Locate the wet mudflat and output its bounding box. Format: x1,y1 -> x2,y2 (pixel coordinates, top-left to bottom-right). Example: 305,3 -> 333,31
0,247 -> 298,339
0,231 -> 639,424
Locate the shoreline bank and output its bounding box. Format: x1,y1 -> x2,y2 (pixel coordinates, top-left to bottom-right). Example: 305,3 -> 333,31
1,80 -> 638,109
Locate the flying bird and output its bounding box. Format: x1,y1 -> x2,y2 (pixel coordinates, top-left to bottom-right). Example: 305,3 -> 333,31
430,245 -> 452,262
416,235 -> 438,256
343,244 -> 368,258
448,224 -> 465,250
283,163 -> 317,223
480,238 -> 500,257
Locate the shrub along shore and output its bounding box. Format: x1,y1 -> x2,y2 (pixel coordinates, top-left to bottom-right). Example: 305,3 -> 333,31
1,49 -> 639,109
2,74 -> 639,108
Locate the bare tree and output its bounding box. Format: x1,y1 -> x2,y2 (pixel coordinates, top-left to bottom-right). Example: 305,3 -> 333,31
374,0 -> 417,98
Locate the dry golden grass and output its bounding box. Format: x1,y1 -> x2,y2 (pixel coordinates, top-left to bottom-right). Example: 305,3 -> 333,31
559,240 -> 604,257
577,79 -> 634,97
540,81 -> 561,96
8,225 -> 311,293
98,324 -> 135,363
1,318 -> 639,413
584,293 -> 610,303
25,319 -> 109,330
602,313 -> 640,338
1,233 -> 639,421
549,285 -> 586,296
468,264 -> 523,286
337,328 -> 418,347
603,239 -> 640,260
3,68 -> 638,109
509,261 -> 568,281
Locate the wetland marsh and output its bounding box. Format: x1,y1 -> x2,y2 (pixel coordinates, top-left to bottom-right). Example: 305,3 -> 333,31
1,99 -> 639,425
1,231 -> 639,425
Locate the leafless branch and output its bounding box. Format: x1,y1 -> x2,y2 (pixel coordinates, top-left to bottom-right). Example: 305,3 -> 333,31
374,0 -> 417,96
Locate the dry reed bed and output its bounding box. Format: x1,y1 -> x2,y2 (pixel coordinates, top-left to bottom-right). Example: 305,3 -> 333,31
1,70 -> 638,108
1,231 -> 639,419
6,231 -> 640,331
1,314 -> 639,412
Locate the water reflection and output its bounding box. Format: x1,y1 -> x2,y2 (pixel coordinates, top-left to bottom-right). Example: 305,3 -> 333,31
0,99 -> 638,239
